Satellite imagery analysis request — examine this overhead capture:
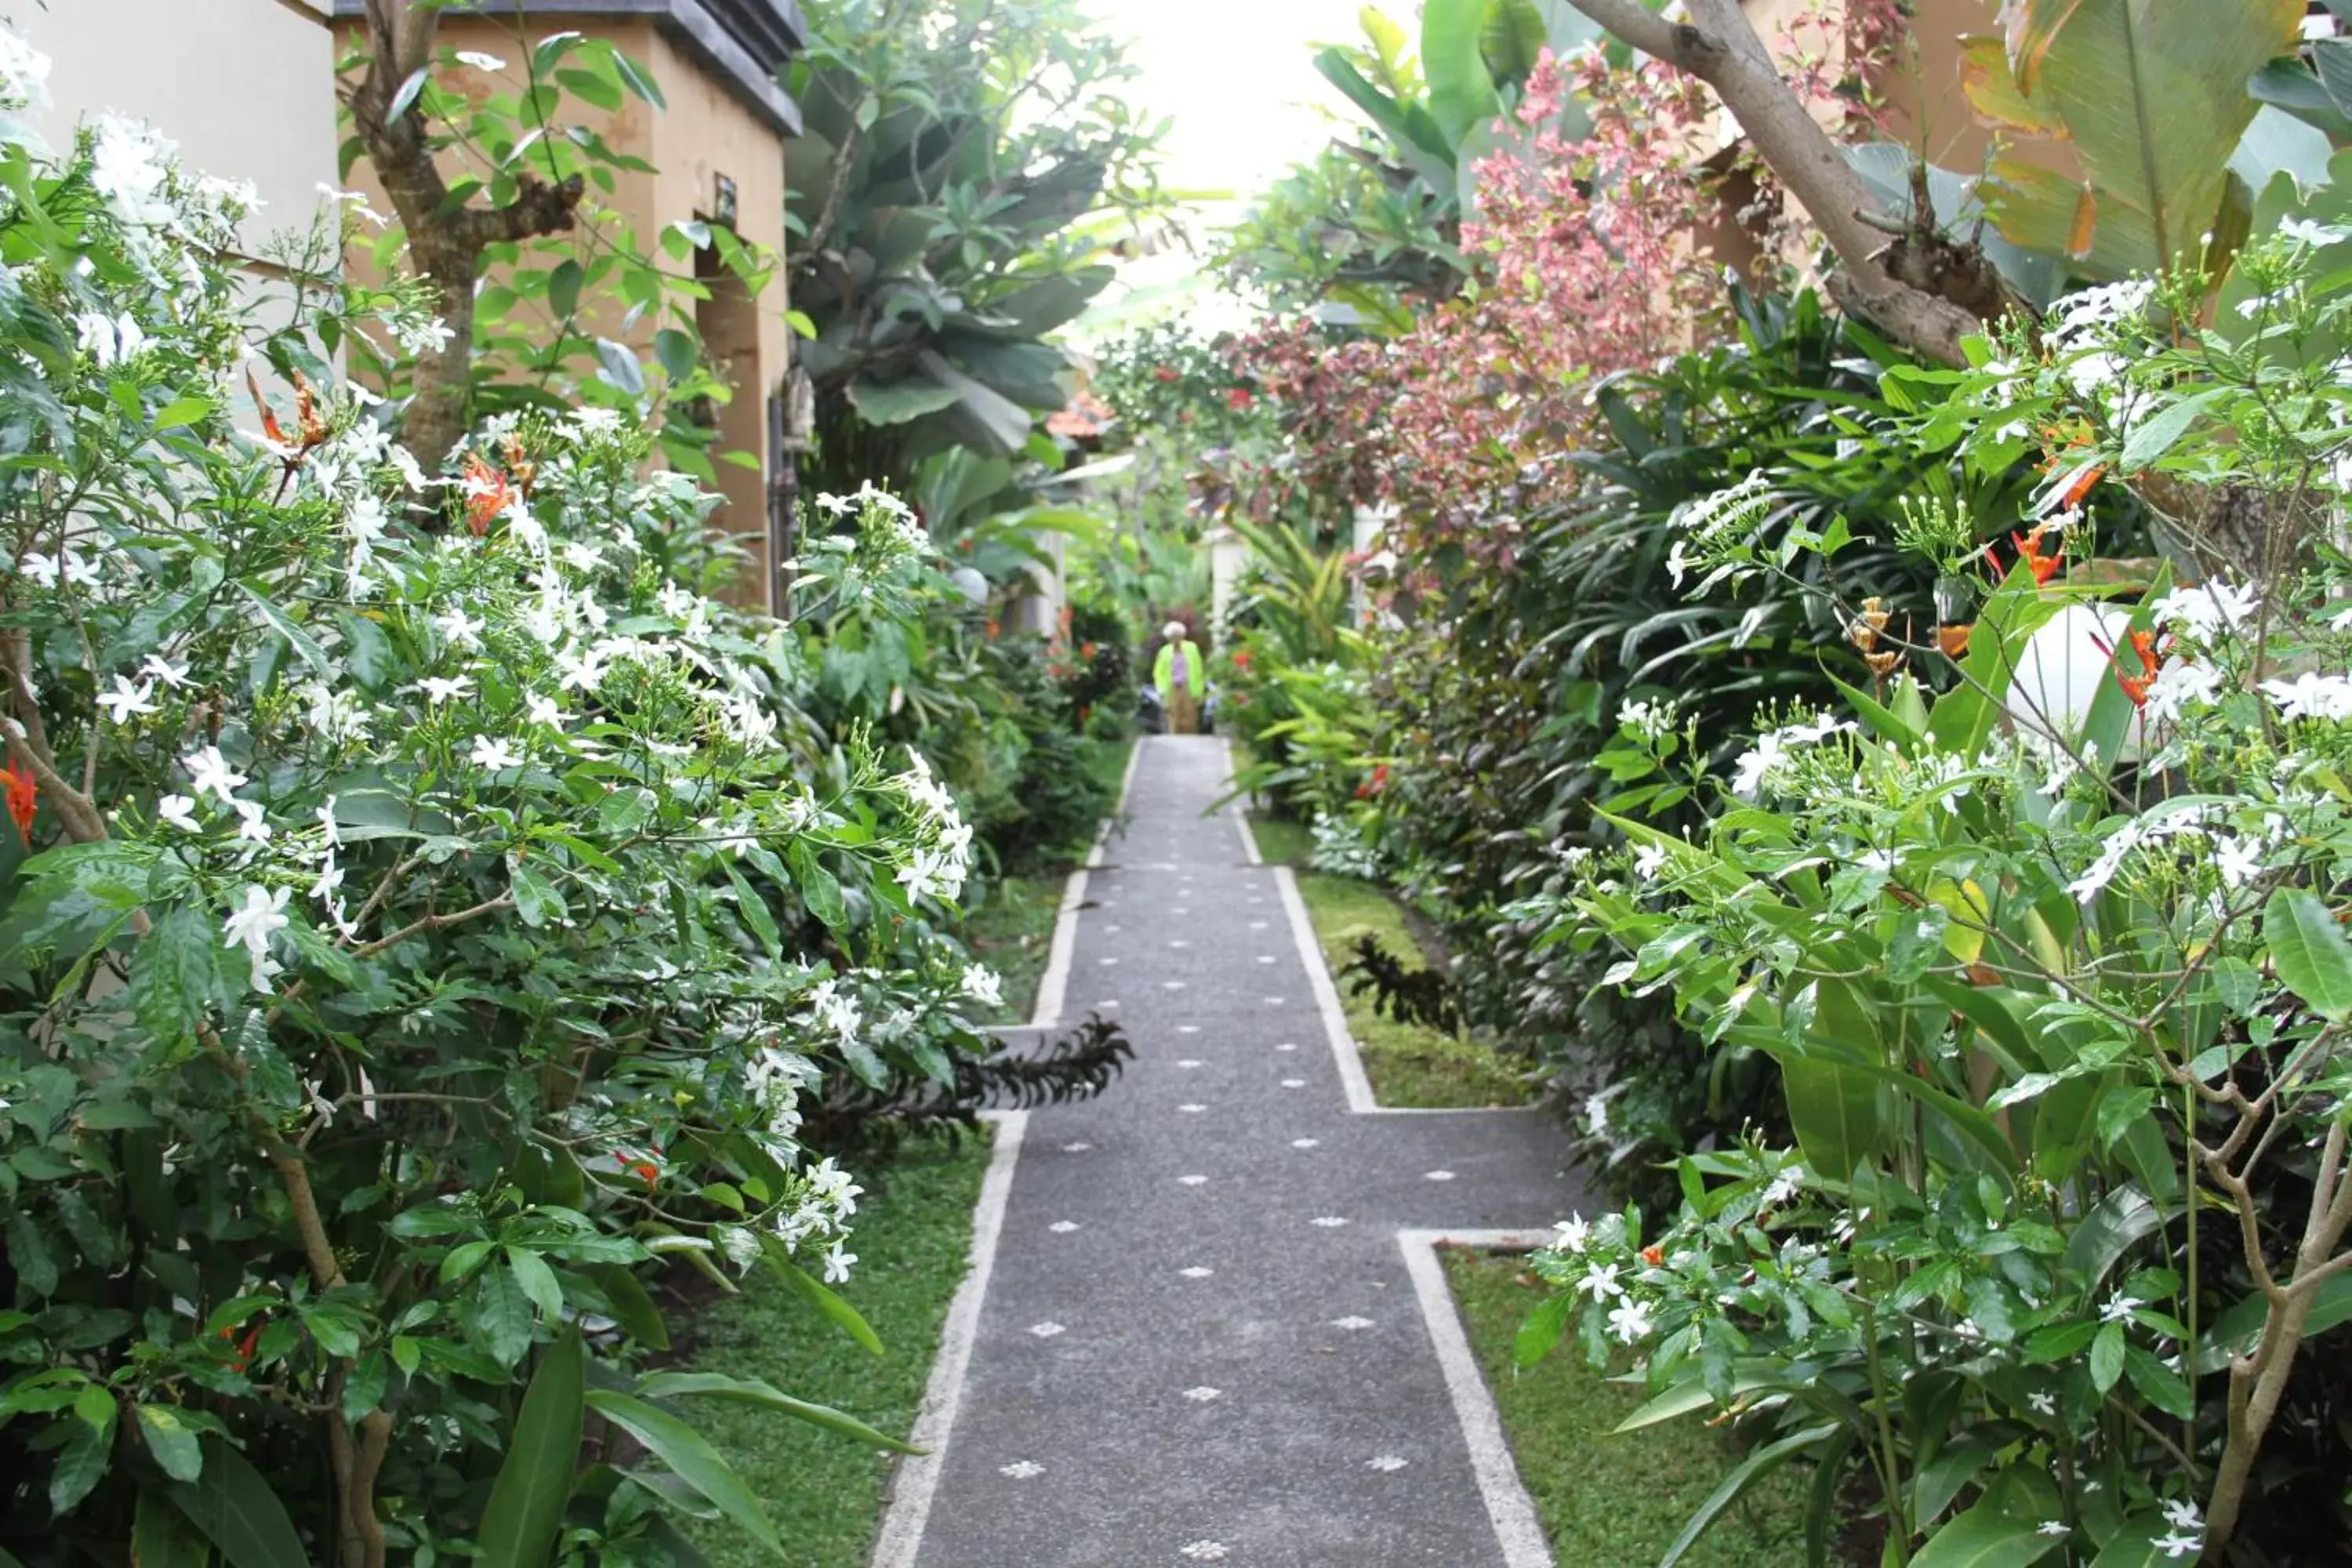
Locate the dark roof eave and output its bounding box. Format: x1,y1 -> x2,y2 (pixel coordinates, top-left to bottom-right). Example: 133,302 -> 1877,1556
331,0 -> 802,136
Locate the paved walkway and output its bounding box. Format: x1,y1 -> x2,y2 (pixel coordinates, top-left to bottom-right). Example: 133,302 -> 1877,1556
880,737 -> 1581,1567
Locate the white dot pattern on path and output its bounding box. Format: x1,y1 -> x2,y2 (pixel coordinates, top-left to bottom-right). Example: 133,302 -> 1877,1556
904,737 -> 1580,1568
1425,1171 -> 1457,1181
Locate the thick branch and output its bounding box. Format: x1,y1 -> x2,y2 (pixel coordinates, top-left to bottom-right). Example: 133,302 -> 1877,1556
347,0 -> 584,470
1560,0 -> 1984,366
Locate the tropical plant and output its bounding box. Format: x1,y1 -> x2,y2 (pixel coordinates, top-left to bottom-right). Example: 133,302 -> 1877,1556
784,0 -> 1169,495
1370,288 -> 2065,1202
1516,233 -> 2352,1563
0,58 -> 1006,1566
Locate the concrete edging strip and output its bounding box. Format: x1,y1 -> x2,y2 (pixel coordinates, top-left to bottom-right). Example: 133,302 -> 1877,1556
866,1108 -> 1028,1568
1399,1229 -> 1559,1568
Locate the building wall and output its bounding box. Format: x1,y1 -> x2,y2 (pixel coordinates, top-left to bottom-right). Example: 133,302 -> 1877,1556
23,0 -> 339,252
330,12 -> 792,608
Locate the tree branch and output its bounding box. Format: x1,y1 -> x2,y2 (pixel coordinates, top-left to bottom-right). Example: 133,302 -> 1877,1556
1559,0 -> 1985,366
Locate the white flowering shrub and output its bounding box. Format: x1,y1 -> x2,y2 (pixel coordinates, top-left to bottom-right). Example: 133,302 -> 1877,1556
1512,232 -> 2352,1561
0,45 -> 996,1566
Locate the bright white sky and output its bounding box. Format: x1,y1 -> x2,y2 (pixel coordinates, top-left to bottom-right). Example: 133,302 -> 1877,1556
1077,0 -> 1372,334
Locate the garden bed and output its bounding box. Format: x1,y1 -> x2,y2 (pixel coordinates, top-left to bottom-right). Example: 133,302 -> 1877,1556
1249,815 -> 1529,1109
963,736 -> 1133,1025
1442,1248 -> 1820,1567
677,1127 -> 996,1567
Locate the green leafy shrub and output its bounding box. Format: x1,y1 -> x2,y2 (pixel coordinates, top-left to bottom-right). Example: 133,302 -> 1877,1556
1519,239 -> 2352,1561
0,74 -> 998,1565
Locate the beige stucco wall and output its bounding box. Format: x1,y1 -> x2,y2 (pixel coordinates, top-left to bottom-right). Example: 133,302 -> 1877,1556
24,0 -> 338,253
333,13 -> 793,608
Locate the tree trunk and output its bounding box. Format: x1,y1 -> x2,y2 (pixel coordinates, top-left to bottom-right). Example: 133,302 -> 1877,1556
343,0 -> 585,474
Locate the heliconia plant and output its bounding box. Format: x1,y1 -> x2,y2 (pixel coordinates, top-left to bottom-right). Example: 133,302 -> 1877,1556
1513,230 -> 2352,1562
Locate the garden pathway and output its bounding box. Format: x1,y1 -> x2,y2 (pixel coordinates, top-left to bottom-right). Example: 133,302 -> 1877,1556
876,735 -> 1584,1568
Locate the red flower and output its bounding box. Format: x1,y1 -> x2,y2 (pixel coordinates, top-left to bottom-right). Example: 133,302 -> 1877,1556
2,758 -> 33,844
2005,524 -> 2061,586
1231,648 -> 1250,670
1153,365 -> 1179,383
1225,387 -> 1253,410
1640,1244 -> 1664,1266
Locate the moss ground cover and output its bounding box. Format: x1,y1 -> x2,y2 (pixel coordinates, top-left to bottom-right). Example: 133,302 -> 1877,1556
1443,1249 -> 1817,1568
1249,816 -> 1528,1108
684,1128 -> 996,1567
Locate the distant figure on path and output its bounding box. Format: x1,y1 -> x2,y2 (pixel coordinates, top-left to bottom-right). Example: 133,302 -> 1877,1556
1154,619 -> 1205,734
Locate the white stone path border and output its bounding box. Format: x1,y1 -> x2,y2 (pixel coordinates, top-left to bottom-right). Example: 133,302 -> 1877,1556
871,739 -> 1558,1567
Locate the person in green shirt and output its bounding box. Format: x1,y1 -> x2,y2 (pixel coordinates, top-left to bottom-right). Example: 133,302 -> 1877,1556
1152,619 -> 1204,735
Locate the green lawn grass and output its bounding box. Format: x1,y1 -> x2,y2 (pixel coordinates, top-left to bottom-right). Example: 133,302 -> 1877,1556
1443,1249 -> 1817,1568
1248,815 -> 1528,1109
683,1128 -> 995,1568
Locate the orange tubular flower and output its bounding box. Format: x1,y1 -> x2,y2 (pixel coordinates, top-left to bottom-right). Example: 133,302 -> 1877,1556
2010,525 -> 2062,586
2113,627 -> 2165,709
460,452 -> 515,537
2,758 -> 34,844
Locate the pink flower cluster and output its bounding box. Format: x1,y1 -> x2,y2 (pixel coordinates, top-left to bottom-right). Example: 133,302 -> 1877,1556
1239,0 -> 1905,561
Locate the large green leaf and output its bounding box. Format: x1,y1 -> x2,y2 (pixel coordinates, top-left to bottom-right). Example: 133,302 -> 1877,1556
844,377 -> 962,426
1779,1056 -> 1885,1189
477,1328 -> 585,1568
1479,0 -> 1548,88
582,1391 -> 782,1555
2265,887 -> 2352,1020
166,1438 -> 308,1568
1658,1423 -> 1839,1567
634,1370 -> 920,1454
1312,49 -> 1457,182
132,1489 -> 212,1568
1907,1490 -> 2067,1567
1971,0 -> 2303,275
1421,0 -> 1503,146
760,1239 -> 884,1356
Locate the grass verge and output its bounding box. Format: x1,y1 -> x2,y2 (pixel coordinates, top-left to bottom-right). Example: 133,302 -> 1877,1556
1443,1248 -> 1814,1568
1249,815 -> 1526,1109
684,1127 -> 994,1568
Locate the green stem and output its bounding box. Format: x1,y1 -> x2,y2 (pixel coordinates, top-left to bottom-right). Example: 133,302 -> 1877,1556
1859,1299 -> 1911,1561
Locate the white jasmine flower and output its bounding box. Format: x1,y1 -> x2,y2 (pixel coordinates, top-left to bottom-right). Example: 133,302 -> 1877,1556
960,964 -> 1003,1007
2099,1294 -> 2144,1325
1759,1163 -> 1806,1209
418,673 -> 474,706
141,654 -> 191,689
2281,216 -> 2348,248
561,539 -> 604,574
2262,671 -> 2352,722
96,676 -> 158,724
454,49 -> 507,72
310,855 -> 344,905
2067,824 -> 2141,905
1553,1215 -> 1592,1253
524,691 -> 562,728
2027,1391 -> 2057,1416
183,745 -> 248,804
2036,1522 -> 2069,1537
392,315 -> 456,357
0,27 -> 53,109
1730,732 -> 1782,799
155,794 -> 201,833
435,605 -> 485,651
2153,581 -> 2259,641
220,884 -> 291,993
2215,835 -> 2263,891
1574,1263 -> 1624,1301
231,798 -> 271,845
1632,841 -> 1669,881
2161,1499 -> 2202,1531
821,1238 -> 856,1284
1606,1298 -> 1654,1344
469,735 -> 522,771
2154,1532 -> 2201,1559
657,581 -> 696,619
2143,658 -> 2221,723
